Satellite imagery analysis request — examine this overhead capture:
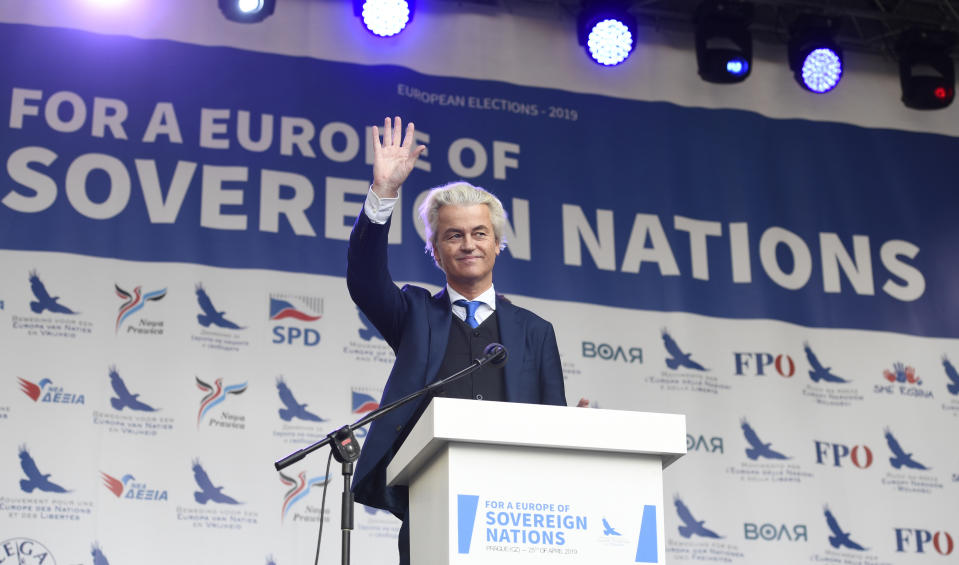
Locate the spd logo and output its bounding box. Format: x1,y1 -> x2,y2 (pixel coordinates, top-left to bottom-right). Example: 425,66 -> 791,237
270,294 -> 322,346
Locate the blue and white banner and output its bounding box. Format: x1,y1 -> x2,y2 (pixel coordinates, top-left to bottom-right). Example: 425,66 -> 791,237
1,19 -> 957,565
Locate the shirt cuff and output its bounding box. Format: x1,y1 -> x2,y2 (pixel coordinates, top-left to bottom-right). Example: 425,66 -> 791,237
364,186 -> 398,225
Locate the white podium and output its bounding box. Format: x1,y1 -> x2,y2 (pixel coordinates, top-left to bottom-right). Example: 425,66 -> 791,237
387,398 -> 686,565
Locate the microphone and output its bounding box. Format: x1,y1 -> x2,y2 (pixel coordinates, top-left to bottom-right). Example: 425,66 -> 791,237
481,343 -> 509,367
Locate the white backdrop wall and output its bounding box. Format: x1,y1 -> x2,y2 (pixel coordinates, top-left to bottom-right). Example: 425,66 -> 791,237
1,2 -> 957,565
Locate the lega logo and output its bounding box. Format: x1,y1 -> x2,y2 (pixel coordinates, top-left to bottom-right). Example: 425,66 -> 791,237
0,538 -> 56,565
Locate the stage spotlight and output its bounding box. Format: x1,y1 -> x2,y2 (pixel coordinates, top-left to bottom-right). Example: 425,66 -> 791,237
694,1 -> 753,84
898,30 -> 955,110
788,16 -> 843,93
218,0 -> 275,23
577,2 -> 637,66
353,0 -> 414,37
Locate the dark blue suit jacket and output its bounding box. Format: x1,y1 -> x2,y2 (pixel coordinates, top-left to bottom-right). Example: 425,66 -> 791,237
347,212 -> 566,516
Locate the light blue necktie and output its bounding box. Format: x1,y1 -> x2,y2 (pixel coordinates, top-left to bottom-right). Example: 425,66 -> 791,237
454,299 -> 482,329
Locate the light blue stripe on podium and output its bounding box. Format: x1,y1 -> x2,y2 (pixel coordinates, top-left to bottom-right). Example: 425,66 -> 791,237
635,504 -> 658,563
457,494 -> 480,554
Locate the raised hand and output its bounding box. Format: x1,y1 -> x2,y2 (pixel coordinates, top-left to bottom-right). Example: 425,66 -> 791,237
371,116 -> 427,198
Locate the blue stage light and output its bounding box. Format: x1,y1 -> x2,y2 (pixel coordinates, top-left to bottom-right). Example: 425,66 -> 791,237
800,48 -> 843,93
725,57 -> 749,76
218,0 -> 275,23
238,0 -> 262,13
788,16 -> 844,94
694,1 -> 753,84
577,4 -> 637,67
356,0 -> 413,37
587,19 -> 635,66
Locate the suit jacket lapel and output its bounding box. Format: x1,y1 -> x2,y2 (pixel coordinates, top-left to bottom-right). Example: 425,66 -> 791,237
425,288 -> 452,385
496,299 -> 525,401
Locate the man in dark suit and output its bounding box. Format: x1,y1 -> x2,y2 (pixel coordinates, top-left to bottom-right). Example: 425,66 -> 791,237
348,117 -> 566,565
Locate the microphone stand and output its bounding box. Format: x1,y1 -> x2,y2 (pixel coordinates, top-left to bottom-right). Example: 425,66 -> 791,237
274,343 -> 508,565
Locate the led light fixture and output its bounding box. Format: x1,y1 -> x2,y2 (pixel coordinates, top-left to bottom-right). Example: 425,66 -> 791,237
695,1 -> 753,84
577,1 -> 637,66
788,15 -> 843,93
354,0 -> 414,37
898,30 -> 955,110
218,0 -> 275,23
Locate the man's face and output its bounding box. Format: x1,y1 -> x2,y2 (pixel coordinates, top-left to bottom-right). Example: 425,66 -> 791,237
434,204 -> 500,294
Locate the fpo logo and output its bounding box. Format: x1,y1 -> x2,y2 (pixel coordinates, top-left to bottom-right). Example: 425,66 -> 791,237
582,341 -> 643,363
733,353 -> 795,377
895,529 -> 954,556
814,441 -> 873,469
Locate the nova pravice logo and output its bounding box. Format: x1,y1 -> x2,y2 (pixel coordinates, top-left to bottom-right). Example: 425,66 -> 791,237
101,471 -> 168,501
278,470 -> 330,523
801,342 -> 865,408
191,283 -> 249,352
667,496 -> 745,564
345,307 -> 395,364
649,329 -> 727,395
92,366 -> 174,437
12,271 -> 93,339
875,361 -> 933,399
114,283 -> 166,335
270,294 -> 322,347
879,427 -> 945,495
17,377 -> 85,406
273,377 -> 328,446
0,538 -> 57,565
177,460 -> 259,531
5,446 -> 95,523
941,355 -> 959,416
727,418 -> 813,485
196,376 -> 248,429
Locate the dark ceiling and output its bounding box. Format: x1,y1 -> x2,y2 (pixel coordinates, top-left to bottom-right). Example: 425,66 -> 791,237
487,0 -> 959,56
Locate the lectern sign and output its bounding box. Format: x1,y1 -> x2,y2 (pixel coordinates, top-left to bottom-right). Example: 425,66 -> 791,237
454,494 -> 659,563
388,399 -> 684,565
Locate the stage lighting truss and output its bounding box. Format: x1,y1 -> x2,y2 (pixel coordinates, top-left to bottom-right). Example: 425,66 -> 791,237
577,1 -> 637,66
218,0 -> 275,23
788,15 -> 843,94
897,30 -> 956,110
694,1 -> 753,84
353,0 -> 415,37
